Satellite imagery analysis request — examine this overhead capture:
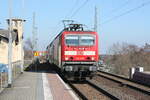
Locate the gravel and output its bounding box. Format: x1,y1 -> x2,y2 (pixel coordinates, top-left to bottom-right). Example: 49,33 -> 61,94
73,82 -> 112,100
92,75 -> 150,100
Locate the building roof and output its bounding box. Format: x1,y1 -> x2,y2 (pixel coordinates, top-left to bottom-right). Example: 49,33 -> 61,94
7,18 -> 26,23
0,29 -> 16,41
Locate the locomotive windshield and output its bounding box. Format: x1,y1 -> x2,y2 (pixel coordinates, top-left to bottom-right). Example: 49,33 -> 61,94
80,35 -> 95,45
65,35 -> 79,46
65,34 -> 95,46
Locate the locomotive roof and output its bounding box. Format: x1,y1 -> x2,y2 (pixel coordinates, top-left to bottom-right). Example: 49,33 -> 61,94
49,23 -> 96,46
56,30 -> 94,38
49,29 -> 95,46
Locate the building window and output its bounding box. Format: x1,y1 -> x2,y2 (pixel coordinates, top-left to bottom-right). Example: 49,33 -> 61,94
13,29 -> 19,45
0,37 -> 2,44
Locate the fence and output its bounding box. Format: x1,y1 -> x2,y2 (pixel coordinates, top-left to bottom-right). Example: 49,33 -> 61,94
0,63 -> 8,93
24,60 -> 32,68
0,60 -> 33,93
0,60 -> 31,93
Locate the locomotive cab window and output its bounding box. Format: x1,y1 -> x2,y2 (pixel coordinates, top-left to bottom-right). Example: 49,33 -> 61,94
65,35 -> 79,46
65,34 -> 95,46
80,35 -> 95,46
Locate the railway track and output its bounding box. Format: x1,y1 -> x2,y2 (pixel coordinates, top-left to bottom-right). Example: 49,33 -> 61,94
93,71 -> 150,100
46,62 -> 150,100
60,71 -> 150,100
98,70 -> 150,87
67,80 -> 119,100
97,71 -> 150,94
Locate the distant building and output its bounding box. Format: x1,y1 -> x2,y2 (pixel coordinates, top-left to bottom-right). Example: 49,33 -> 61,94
143,43 -> 150,53
0,19 -> 25,64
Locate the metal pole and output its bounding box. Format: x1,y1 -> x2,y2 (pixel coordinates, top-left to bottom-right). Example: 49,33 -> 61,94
21,0 -> 25,73
8,0 -> 12,87
32,12 -> 35,70
32,12 -> 36,51
94,6 -> 98,32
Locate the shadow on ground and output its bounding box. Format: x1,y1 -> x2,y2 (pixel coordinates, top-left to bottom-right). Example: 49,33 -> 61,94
25,61 -> 56,73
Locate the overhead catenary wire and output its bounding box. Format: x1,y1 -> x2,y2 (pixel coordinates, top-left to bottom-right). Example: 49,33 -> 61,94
104,0 -> 132,17
48,0 -> 93,46
70,0 -> 91,18
50,0 -> 90,42
64,0 -> 79,19
52,0 -> 80,36
101,0 -> 150,25
49,0 -> 80,41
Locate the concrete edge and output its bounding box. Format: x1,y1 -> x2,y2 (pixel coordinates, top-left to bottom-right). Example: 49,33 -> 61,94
56,74 -> 79,100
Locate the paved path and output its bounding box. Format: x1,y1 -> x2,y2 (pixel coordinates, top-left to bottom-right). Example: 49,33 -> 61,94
47,73 -> 78,100
0,71 -> 79,100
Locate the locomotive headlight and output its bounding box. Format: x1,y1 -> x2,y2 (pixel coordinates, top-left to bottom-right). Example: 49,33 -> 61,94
65,57 -> 69,60
83,51 -> 95,55
91,57 -> 95,60
65,51 -> 77,55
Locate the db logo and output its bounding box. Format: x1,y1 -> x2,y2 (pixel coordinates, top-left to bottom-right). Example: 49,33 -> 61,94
77,51 -> 83,55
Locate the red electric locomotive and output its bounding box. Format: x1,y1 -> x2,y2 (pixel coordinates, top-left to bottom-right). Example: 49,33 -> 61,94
47,22 -> 99,80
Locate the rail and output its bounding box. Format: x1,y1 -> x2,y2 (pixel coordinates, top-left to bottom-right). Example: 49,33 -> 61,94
67,81 -> 88,100
97,71 -> 150,95
86,80 -> 120,100
67,80 -> 120,100
98,70 -> 150,87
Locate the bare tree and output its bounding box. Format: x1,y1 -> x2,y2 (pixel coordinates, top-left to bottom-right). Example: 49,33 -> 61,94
24,38 -> 34,60
24,38 -> 34,51
105,43 -> 150,77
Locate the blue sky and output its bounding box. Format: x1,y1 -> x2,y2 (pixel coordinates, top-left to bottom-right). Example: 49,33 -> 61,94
0,0 -> 150,54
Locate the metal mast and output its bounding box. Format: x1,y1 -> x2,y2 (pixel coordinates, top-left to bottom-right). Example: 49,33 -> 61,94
8,0 -> 13,87
32,12 -> 36,51
21,0 -> 25,73
32,12 -> 38,57
94,6 -> 98,32
32,12 -> 38,71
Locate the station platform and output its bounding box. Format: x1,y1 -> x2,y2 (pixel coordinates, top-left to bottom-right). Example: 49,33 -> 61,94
0,71 -> 79,100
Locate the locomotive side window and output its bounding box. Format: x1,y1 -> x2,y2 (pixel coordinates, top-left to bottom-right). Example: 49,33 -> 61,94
65,35 -> 79,46
80,35 -> 95,46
